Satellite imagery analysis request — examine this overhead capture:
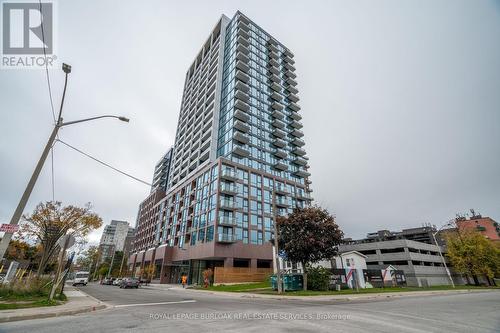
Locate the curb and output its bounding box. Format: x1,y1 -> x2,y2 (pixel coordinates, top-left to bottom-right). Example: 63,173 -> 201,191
0,286 -> 110,323
0,303 -> 107,323
163,287 -> 499,302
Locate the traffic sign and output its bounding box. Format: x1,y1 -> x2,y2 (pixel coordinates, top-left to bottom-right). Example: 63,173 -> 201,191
0,224 -> 19,233
57,234 -> 76,249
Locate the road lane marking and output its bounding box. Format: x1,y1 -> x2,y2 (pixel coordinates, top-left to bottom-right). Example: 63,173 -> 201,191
114,300 -> 196,308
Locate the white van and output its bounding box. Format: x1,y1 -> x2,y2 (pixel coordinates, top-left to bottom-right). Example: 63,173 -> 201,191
72,271 -> 90,286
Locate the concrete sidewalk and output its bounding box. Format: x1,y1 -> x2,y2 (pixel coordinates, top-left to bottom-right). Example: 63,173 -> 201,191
0,286 -> 108,323
143,283 -> 500,302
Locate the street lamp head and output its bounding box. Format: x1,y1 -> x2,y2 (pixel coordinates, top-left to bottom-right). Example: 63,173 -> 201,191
118,116 -> 130,122
62,63 -> 72,74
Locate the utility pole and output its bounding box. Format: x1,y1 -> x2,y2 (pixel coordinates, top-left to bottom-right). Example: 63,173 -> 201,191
50,235 -> 70,300
0,65 -> 70,262
432,231 -> 455,288
107,247 -> 116,278
0,63 -> 130,262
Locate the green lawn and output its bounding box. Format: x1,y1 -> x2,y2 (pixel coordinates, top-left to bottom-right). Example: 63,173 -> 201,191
199,282 -> 499,296
0,293 -> 66,311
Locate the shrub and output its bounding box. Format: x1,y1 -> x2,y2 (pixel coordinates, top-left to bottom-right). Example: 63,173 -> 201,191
306,266 -> 331,291
0,275 -> 52,300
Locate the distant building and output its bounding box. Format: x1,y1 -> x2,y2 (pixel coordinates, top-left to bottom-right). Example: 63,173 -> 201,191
455,214 -> 499,242
98,220 -> 135,263
359,226 -> 445,245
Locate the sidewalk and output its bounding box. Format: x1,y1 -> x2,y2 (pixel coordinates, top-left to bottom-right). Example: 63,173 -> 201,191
143,283 -> 500,302
0,286 -> 108,323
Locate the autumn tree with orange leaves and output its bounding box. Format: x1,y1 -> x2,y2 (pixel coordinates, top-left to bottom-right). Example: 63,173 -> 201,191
20,201 -> 102,275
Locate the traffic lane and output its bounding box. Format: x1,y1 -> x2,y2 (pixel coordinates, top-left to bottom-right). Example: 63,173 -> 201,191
76,283 -> 193,305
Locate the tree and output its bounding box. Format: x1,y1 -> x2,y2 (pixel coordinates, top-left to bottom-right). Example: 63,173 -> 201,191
20,201 -> 103,275
277,206 -> 344,290
76,245 -> 99,272
445,229 -> 500,285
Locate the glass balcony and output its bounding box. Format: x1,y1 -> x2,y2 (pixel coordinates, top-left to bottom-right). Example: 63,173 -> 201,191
218,216 -> 237,226
294,169 -> 311,177
287,85 -> 299,94
269,66 -> 280,76
284,54 -> 295,65
275,183 -> 289,194
236,70 -> 249,83
284,62 -> 296,72
232,145 -> 250,157
270,91 -> 281,102
235,80 -> 249,93
271,101 -> 284,111
290,128 -> 304,137
236,51 -> 249,63
273,138 -> 287,148
286,77 -> 298,86
270,82 -> 281,92
290,111 -> 302,121
269,73 -> 280,83
217,233 -> 238,243
237,35 -> 249,47
293,156 -> 308,166
272,128 -> 286,138
236,60 -> 249,73
220,183 -> 238,195
273,161 -> 288,171
234,109 -> 249,122
273,148 -> 287,159
272,109 -> 285,120
233,131 -> 249,144
221,168 -> 238,181
275,197 -> 289,207
288,93 -> 299,103
290,120 -> 303,129
288,102 -> 300,112
235,95 -> 250,110
268,58 -> 279,68
219,199 -> 239,210
272,118 -> 286,129
292,138 -> 305,147
234,120 -> 250,133
236,43 -> 250,55
292,147 -> 306,156
237,21 -> 249,32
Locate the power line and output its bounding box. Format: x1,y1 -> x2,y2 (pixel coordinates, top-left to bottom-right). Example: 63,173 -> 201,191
38,0 -> 56,124
39,0 -> 57,202
55,139 -> 152,187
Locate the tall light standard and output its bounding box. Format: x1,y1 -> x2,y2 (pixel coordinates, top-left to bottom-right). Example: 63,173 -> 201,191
432,221 -> 455,288
0,63 -> 129,261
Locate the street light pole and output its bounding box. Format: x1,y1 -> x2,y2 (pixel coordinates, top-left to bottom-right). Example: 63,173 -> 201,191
0,63 -> 129,262
433,225 -> 455,288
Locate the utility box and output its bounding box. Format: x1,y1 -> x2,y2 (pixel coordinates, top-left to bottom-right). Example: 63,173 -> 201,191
271,274 -> 303,291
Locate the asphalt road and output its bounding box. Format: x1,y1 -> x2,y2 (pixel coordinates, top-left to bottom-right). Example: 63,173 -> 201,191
1,284 -> 499,333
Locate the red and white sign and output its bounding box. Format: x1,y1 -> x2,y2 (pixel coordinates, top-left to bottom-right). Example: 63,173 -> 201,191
0,224 -> 20,233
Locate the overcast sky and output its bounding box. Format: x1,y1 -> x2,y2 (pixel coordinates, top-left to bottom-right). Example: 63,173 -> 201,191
1,0 -> 499,245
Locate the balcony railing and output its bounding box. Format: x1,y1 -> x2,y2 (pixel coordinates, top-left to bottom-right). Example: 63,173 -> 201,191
220,183 -> 238,195
219,199 -> 239,210
221,168 -> 238,180
217,233 -> 238,243
218,216 -> 237,226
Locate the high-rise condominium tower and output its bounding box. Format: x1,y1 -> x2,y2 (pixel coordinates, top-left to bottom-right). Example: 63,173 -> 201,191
130,11 -> 312,284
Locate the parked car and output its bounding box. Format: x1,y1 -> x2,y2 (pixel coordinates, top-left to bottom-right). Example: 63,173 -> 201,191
120,277 -> 140,289
102,277 -> 115,285
113,278 -> 123,286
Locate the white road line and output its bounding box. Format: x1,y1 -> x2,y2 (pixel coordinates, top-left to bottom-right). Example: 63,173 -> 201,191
114,300 -> 196,308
